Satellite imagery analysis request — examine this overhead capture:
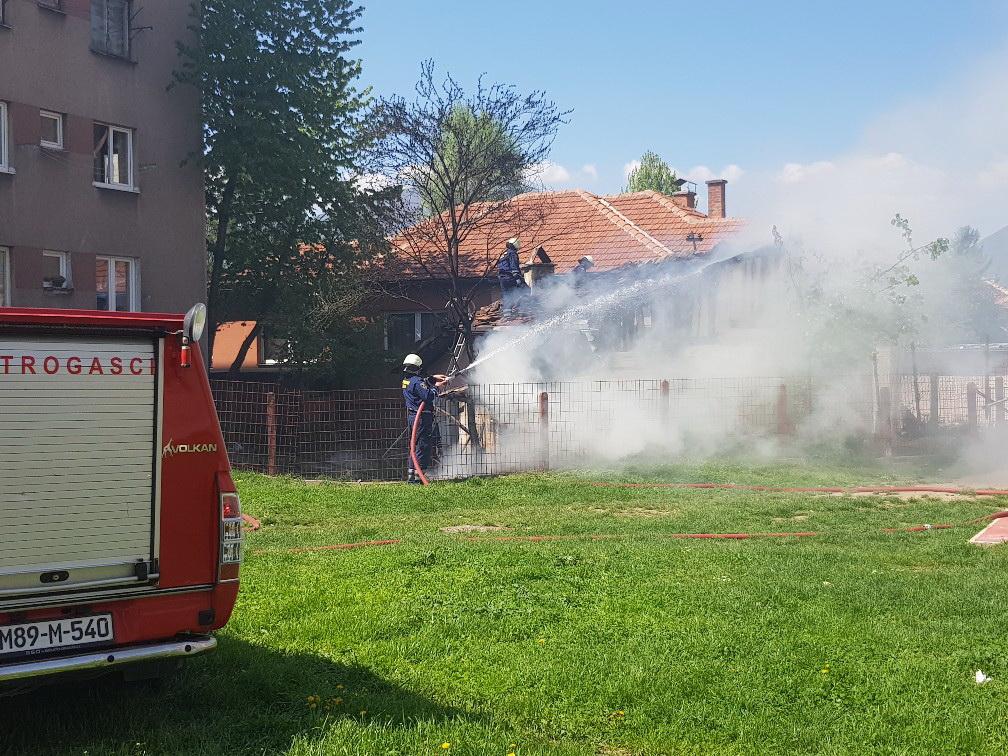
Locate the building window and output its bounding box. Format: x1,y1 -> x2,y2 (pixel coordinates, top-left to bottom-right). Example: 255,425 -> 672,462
96,256 -> 138,311
93,123 -> 134,188
0,102 -> 9,171
40,110 -> 64,150
42,250 -> 71,290
38,0 -> 63,9
258,331 -> 289,367
0,0 -> 8,25
0,247 -> 9,307
384,311 -> 439,353
90,0 -> 131,59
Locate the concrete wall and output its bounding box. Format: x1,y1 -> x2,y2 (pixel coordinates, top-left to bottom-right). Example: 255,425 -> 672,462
0,0 -> 205,313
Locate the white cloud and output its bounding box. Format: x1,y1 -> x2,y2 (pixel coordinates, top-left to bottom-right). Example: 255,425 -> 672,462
682,164 -> 745,185
623,160 -> 641,180
525,160 -> 571,186
527,160 -> 601,188
978,159 -> 1008,189
734,44 -> 1008,250
353,171 -> 397,192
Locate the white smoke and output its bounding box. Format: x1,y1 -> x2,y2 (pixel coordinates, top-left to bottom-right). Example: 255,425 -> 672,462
435,43 -> 1008,478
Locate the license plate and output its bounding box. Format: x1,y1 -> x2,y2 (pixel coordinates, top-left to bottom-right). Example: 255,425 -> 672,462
0,614 -> 114,660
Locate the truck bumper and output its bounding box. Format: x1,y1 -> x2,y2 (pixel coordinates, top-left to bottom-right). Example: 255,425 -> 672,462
0,636 -> 216,683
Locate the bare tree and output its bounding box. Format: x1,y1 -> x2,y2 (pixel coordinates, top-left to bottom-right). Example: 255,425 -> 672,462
367,61 -> 570,366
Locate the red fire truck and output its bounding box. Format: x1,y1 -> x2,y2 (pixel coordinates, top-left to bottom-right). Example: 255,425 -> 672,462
0,305 -> 241,686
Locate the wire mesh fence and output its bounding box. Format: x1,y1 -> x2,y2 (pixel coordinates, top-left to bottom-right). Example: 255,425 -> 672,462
210,373 -> 1004,481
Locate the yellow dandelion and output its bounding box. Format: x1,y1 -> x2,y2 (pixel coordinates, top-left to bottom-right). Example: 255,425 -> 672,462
441,743 -> 451,750
537,638 -> 545,644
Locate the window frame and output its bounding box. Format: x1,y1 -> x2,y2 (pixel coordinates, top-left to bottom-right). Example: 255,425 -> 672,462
0,247 -> 10,307
96,255 -> 140,312
90,0 -> 132,60
40,110 -> 64,150
0,102 -> 10,172
1,0 -> 8,26
42,250 -> 71,289
257,331 -> 289,367
383,311 -> 439,352
92,122 -> 135,190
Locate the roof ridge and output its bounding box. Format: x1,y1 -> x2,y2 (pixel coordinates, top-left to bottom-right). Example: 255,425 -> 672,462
575,190 -> 674,259
634,189 -> 706,221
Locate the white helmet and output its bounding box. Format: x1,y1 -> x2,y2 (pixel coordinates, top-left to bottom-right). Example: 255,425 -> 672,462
403,353 -> 423,371
506,237 -> 520,251
579,255 -> 595,268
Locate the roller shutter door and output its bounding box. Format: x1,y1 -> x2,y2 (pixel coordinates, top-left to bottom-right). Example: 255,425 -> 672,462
0,336 -> 158,597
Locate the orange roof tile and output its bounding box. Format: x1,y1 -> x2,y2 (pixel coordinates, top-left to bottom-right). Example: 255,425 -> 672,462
387,189 -> 744,280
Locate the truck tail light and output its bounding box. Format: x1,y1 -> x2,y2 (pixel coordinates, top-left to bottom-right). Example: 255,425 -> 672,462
219,491 -> 243,580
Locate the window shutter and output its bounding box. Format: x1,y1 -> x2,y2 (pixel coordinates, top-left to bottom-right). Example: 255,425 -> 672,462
90,0 -> 107,53
107,0 -> 128,57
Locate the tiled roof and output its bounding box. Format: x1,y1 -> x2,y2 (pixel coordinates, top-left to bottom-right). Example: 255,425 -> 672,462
387,188 -> 744,279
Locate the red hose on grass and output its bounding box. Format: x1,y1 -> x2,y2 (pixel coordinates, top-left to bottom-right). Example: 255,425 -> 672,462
409,400 -> 430,486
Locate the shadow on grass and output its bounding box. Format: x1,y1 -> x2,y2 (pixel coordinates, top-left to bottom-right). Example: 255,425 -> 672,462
0,636 -> 471,755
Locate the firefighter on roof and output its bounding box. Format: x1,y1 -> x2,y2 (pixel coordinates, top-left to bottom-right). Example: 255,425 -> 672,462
572,254 -> 595,286
402,353 -> 450,483
497,237 -> 528,310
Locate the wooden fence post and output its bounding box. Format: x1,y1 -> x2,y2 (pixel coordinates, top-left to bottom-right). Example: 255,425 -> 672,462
538,391 -> 549,471
929,373 -> 939,429
776,383 -> 792,436
878,387 -> 892,444
996,377 -> 1005,425
967,382 -> 978,432
660,380 -> 670,425
266,390 -> 277,475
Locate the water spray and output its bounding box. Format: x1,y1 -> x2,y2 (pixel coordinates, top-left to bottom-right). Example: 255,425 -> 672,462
455,251 -> 743,377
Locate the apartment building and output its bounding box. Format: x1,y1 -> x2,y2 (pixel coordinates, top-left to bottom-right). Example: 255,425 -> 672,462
0,0 -> 204,312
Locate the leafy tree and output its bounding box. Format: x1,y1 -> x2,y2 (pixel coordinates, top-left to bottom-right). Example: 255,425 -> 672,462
367,61 -> 569,368
624,151 -> 682,195
419,105 -> 529,216
173,0 -> 390,370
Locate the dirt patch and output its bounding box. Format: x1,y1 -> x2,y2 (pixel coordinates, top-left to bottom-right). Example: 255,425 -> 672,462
838,491 -> 976,501
590,507 -> 675,517
773,513 -> 811,523
440,524 -> 509,533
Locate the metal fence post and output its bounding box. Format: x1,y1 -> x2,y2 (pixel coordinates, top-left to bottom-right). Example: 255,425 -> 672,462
266,390 -> 277,475
967,382 -> 978,431
538,391 -> 549,471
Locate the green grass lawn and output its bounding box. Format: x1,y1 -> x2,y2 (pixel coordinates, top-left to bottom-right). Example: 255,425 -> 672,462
4,459 -> 1008,755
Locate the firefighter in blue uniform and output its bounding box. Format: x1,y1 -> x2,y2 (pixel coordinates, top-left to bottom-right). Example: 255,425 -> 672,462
402,353 -> 448,483
497,237 -> 528,311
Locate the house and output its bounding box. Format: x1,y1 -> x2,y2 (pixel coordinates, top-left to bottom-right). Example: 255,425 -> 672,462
376,179 -> 745,367
0,0 -> 204,313
208,179 -> 747,380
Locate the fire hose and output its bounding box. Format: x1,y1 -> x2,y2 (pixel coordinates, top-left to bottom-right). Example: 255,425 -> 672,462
409,400 -> 430,486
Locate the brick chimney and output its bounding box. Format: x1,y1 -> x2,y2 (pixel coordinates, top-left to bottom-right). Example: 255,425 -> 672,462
706,179 -> 726,219
670,190 -> 696,210
522,246 -> 555,289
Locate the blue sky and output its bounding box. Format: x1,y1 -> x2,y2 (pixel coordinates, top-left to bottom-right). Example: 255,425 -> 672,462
359,0 -> 1008,208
